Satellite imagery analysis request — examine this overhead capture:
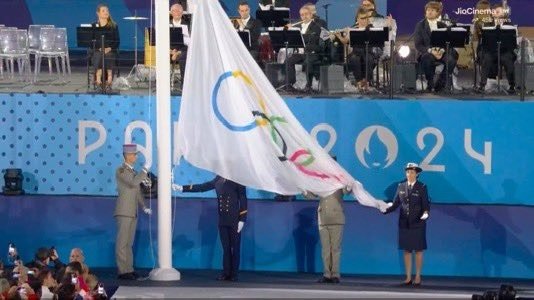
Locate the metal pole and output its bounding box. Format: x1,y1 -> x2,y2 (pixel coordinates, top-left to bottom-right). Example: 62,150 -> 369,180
149,0 -> 181,281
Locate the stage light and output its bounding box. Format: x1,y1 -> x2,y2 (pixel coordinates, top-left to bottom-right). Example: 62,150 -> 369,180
398,45 -> 411,59
2,168 -> 24,195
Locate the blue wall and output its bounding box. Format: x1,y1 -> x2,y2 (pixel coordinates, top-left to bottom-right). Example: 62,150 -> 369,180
1,195 -> 533,279
1,94 -> 533,206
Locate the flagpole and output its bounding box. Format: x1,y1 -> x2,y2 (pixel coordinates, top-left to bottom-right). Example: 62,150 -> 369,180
149,0 -> 181,281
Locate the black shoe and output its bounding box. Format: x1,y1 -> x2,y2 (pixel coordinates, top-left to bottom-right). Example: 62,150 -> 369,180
331,277 -> 340,284
216,274 -> 229,281
117,272 -> 137,280
413,281 -> 422,287
507,85 -> 516,95
400,279 -> 412,286
228,276 -> 238,282
131,272 -> 140,279
317,276 -> 332,283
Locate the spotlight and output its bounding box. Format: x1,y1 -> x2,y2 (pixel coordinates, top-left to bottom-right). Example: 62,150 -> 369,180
398,45 -> 411,59
2,168 -> 24,195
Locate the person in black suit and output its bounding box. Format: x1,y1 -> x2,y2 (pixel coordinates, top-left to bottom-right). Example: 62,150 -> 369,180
414,1 -> 458,92
259,0 -> 290,10
173,176 -> 248,281
384,163 -> 430,287
234,1 -> 262,61
286,5 -> 322,91
475,3 -> 517,94
170,3 -> 191,87
92,3 -> 120,90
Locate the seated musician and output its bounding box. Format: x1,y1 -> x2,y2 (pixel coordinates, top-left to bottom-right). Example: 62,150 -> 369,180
360,0 -> 397,57
258,0 -> 290,10
414,1 -> 458,92
335,9 -> 379,92
169,2 -> 191,85
303,3 -> 327,29
286,5 -> 322,91
234,1 -> 262,61
476,3 -> 517,93
92,4 -> 120,90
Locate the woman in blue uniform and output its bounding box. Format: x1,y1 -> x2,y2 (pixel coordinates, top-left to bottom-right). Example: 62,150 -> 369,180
173,175 -> 247,281
384,162 -> 430,286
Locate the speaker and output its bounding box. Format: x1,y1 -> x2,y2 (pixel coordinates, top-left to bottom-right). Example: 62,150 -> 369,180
319,64 -> 345,94
515,62 -> 534,91
265,63 -> 286,88
392,62 -> 417,92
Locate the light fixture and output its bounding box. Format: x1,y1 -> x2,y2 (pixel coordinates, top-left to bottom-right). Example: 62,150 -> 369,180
398,45 -> 411,59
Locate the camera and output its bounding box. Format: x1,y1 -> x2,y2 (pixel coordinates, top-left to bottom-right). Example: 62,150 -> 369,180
17,286 -> 26,296
71,274 -> 78,285
48,246 -> 56,258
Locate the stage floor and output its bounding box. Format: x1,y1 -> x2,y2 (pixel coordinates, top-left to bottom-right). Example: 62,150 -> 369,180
94,268 -> 534,299
0,66 -> 532,101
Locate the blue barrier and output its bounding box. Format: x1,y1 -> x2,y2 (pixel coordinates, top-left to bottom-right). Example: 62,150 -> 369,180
0,195 -> 532,279
1,93 -> 533,205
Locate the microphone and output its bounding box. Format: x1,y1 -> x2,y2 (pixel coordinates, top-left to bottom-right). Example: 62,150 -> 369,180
322,4 -> 331,9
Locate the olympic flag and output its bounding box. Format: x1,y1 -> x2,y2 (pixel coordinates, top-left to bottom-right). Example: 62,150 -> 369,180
176,0 -> 386,210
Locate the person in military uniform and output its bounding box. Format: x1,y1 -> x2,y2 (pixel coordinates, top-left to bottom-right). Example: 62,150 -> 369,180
115,144 -> 152,280
384,162 -> 430,286
304,186 -> 350,284
173,175 -> 247,281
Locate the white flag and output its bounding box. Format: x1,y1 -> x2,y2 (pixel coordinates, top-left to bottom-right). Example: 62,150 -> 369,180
177,0 -> 386,210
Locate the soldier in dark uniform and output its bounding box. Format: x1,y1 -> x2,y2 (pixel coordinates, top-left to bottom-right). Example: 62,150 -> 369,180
384,162 -> 430,287
173,176 -> 247,281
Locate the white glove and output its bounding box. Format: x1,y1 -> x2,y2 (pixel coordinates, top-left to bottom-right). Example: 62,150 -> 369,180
172,184 -> 183,192
379,201 -> 393,213
420,212 -> 429,220
143,207 -> 152,215
142,164 -> 150,173
237,221 -> 244,233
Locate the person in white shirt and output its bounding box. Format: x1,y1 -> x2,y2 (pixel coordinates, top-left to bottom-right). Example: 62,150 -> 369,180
170,3 -> 191,87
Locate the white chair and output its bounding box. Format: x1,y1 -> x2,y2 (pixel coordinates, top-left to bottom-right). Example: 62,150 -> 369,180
28,25 -> 54,69
0,28 -> 31,81
34,27 -> 70,82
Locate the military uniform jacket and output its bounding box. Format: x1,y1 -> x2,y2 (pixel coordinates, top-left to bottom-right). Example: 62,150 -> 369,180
385,181 -> 430,229
182,176 -> 247,226
318,189 -> 346,226
115,163 -> 148,218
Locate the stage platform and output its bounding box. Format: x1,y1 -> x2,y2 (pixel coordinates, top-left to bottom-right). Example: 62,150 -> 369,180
94,268 -> 534,299
0,65 -> 532,101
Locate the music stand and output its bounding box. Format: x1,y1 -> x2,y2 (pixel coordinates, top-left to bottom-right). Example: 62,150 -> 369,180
256,9 -> 290,29
480,26 -> 517,93
430,28 -> 469,92
237,30 -> 252,50
269,29 -> 305,91
124,12 -> 148,86
349,27 -> 389,91
76,26 -> 95,89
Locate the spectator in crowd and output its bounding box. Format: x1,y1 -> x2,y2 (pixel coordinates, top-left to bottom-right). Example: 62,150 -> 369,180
68,248 -> 98,291
37,269 -> 57,299
25,248 -> 65,278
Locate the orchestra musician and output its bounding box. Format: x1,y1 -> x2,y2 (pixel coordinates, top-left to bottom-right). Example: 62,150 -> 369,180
303,3 -> 327,29
334,9 -> 379,92
286,5 -> 322,91
92,4 -> 120,90
233,1 -> 262,61
169,2 -> 191,87
475,3 -> 517,93
414,1 -> 458,92
258,0 -> 290,10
